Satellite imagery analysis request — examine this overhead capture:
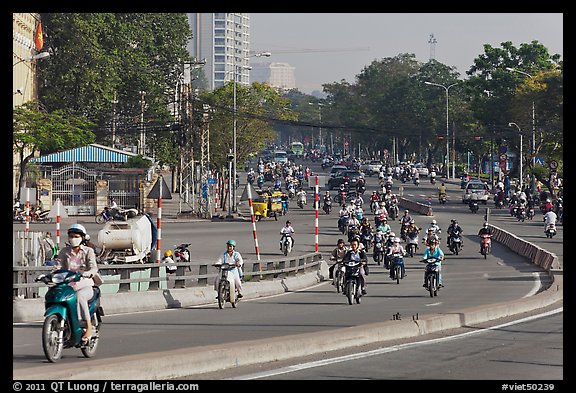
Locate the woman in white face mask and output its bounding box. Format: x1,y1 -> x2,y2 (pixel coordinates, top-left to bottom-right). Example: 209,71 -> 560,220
55,223 -> 99,343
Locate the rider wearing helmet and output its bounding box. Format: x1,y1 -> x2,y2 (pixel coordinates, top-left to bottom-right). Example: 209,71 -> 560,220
387,236 -> 407,279
214,240 -> 244,298
422,238 -> 445,288
477,222 -> 493,253
447,219 -> 464,248
427,219 -> 442,238
329,238 -> 348,281
56,223 -> 99,343
280,220 -> 295,250
163,249 -> 177,273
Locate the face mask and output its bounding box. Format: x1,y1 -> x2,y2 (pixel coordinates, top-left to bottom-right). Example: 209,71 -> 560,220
68,237 -> 83,247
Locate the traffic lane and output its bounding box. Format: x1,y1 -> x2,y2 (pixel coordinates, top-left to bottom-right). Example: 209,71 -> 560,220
223,307 -> 563,380
13,238 -> 548,370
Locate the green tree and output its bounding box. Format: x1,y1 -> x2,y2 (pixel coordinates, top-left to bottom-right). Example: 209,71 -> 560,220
199,82 -> 297,169
13,102 -> 95,198
38,13 -> 192,162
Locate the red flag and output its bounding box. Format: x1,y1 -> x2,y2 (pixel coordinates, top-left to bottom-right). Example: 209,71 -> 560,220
34,22 -> 44,51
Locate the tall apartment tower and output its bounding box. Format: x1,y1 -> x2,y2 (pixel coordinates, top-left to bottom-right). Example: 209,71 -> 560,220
187,13 -> 251,91
250,62 -> 296,91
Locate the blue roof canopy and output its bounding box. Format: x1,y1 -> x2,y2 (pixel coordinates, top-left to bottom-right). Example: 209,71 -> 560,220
31,144 -> 153,164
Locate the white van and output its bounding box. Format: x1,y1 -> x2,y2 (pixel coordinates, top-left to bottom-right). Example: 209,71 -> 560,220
273,150 -> 288,163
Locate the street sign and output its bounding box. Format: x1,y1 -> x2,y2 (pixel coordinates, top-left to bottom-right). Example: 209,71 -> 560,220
549,160 -> 558,170
146,175 -> 172,199
499,153 -> 507,161
208,178 -> 216,184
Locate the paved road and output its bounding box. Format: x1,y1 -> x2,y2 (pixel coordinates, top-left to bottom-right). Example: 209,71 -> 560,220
13,162 -> 563,377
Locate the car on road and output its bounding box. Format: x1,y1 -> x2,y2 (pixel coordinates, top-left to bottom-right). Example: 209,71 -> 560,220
462,179 -> 491,204
360,160 -> 383,176
329,165 -> 347,178
413,163 -> 429,177
328,170 -> 362,190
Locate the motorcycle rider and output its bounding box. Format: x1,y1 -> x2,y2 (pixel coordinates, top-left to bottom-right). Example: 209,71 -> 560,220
329,238 -> 348,282
399,209 -> 413,237
543,209 -> 558,232
279,220 -> 295,251
342,237 -> 368,295
214,239 -> 244,299
438,182 -> 447,199
446,219 -> 464,249
427,219 -> 442,237
376,217 -> 391,237
477,222 -> 493,253
13,198 -> 22,219
422,238 -> 445,288
370,191 -> 380,212
387,237 -> 407,279
423,227 -> 440,246
163,249 -> 177,274
296,188 -> 307,206
55,223 -> 99,344
374,201 -> 388,227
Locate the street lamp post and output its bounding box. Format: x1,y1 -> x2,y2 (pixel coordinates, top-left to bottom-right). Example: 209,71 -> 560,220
308,102 -> 324,147
232,51 -> 271,213
506,68 -> 536,166
508,122 -> 523,191
424,81 -> 459,179
13,51 -> 50,67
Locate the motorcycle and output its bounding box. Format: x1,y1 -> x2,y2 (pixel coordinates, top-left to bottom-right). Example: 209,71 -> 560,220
438,192 -> 447,205
297,192 -> 307,209
323,199 -> 332,215
413,177 -> 420,186
430,175 -> 436,185
281,233 -> 293,256
405,231 -> 419,258
516,205 -> 526,222
480,233 -> 492,258
389,252 -> 406,284
214,262 -> 240,309
545,223 -> 557,239
338,215 -> 349,235
372,233 -> 386,265
95,206 -> 138,224
35,269 -> 104,362
13,209 -> 26,223
448,230 -> 463,255
343,260 -> 364,305
31,208 -> 53,224
330,258 -> 346,294
360,230 -> 373,251
469,199 -> 479,213
247,172 -> 255,185
526,206 -> 535,220
174,243 -> 191,271
422,257 -> 442,297
385,200 -> 399,220
347,225 -> 360,243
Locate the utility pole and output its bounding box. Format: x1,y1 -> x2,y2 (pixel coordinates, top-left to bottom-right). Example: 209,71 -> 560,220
139,91 -> 146,155
111,91 -> 117,149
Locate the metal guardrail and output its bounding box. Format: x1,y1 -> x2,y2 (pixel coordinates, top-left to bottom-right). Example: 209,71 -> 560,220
13,252 -> 324,299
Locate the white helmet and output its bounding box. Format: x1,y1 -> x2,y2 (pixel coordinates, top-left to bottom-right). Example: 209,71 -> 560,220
67,223 -> 87,236
393,237 -> 401,243
431,220 -> 437,225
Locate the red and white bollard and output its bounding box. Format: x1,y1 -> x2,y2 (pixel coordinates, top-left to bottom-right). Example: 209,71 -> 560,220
315,176 -> 319,253
247,184 -> 261,265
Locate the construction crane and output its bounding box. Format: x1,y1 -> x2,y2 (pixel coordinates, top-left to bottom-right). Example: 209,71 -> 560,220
250,47 -> 370,55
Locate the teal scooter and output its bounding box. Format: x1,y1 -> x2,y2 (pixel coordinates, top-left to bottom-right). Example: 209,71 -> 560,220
36,269 -> 104,362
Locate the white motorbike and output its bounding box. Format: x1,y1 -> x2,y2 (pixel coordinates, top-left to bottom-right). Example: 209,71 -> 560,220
281,233 -> 293,256
297,192 -> 307,209
545,223 -> 557,238
214,263 -> 240,309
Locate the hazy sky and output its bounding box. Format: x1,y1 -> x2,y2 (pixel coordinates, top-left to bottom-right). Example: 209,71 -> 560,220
250,13 -> 563,94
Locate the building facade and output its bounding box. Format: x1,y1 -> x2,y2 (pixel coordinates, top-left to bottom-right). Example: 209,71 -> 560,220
187,13 -> 251,91
250,62 -> 296,91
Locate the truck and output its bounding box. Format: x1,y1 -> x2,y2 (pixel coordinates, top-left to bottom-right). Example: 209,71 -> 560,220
96,213 -> 158,264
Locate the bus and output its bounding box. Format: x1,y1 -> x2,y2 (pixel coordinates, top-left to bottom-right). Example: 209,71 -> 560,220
291,142 -> 304,156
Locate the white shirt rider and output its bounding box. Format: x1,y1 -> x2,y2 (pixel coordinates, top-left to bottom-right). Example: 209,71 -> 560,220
543,210 -> 557,226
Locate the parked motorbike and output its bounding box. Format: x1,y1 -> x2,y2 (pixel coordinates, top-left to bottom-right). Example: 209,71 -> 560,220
35,269 -> 104,362
480,234 -> 492,258
422,257 -> 442,297
174,243 -> 191,271
343,260 -> 364,305
448,230 -> 463,255
545,223 -> 557,239
281,233 -> 293,256
95,206 -> 138,224
389,252 -> 406,284
214,263 -> 240,309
